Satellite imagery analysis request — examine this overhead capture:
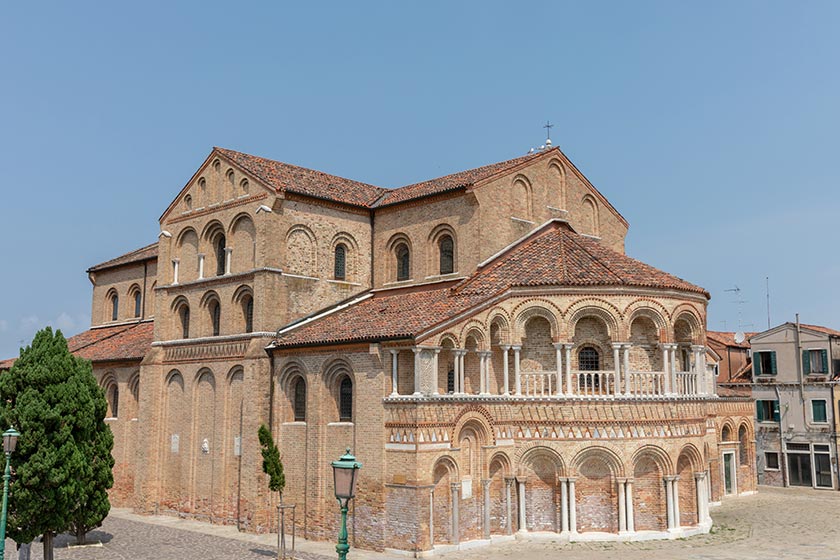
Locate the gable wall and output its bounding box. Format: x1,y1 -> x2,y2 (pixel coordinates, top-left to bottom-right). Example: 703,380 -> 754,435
90,259 -> 157,327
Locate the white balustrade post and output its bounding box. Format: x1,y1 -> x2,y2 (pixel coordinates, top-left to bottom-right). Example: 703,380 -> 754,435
612,343 -> 622,396
622,343 -> 632,396
198,253 -> 205,279
517,480 -> 527,532
412,347 -> 422,396
501,345 -> 510,395
559,477 -> 569,533
554,343 -> 564,396
625,478 -> 635,532
390,349 -> 399,396
564,344 -> 573,396
513,346 -> 522,396
617,478 -> 627,533
568,477 -> 577,535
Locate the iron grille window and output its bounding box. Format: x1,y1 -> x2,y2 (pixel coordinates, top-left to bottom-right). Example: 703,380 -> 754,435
396,243 -> 410,281
293,378 -> 306,422
439,235 -> 454,275
339,376 -> 353,421
334,244 -> 347,280
579,347 -> 600,371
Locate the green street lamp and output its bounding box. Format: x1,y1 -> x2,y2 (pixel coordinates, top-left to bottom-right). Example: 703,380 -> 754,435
331,448 -> 362,560
0,427 -> 20,559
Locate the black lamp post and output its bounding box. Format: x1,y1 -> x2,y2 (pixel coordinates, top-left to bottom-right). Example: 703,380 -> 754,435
0,427 -> 20,559
331,448 -> 362,560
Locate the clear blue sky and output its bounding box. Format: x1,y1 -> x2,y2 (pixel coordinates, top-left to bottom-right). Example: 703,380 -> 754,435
1,1 -> 838,358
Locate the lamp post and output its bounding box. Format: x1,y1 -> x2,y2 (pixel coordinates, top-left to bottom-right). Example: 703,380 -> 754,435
0,427 -> 20,559
331,448 -> 362,560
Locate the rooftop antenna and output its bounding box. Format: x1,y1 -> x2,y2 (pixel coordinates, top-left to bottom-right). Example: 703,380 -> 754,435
724,285 -> 748,331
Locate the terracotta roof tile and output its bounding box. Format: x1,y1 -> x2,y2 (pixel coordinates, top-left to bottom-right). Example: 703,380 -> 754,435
706,331 -> 753,349
376,152 -> 543,207
217,147 -> 387,208
801,323 -> 840,337
273,220 -> 708,348
87,243 -> 158,273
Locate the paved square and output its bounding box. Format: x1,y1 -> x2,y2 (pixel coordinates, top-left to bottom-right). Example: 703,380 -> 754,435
4,486 -> 839,559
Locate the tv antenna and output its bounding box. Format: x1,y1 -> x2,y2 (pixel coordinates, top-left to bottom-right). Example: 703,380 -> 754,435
724,285 -> 749,331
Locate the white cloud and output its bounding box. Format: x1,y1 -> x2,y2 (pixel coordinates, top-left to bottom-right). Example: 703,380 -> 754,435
0,320 -> 7,333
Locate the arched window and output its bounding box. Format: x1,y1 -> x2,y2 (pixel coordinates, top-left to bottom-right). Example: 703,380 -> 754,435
293,377 -> 306,422
396,243 -> 410,281
334,244 -> 347,281
110,294 -> 119,321
215,234 -> 227,276
439,235 -> 454,275
738,425 -> 749,465
243,295 -> 254,333
107,384 -> 119,418
179,305 -> 190,339
339,376 -> 353,421
209,300 -> 221,336
447,368 -> 455,394
579,347 -> 600,371
133,291 -> 142,318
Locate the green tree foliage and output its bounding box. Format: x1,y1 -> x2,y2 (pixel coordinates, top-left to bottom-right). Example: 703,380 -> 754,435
0,328 -> 114,559
258,424 -> 284,495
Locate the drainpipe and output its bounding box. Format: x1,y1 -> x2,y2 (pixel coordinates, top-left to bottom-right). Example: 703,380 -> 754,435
775,385 -> 787,487
832,383 -> 840,491
796,315 -> 807,429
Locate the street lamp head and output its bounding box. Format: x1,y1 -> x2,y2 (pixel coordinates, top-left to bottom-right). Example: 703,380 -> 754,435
2,428 -> 20,455
331,447 -> 362,503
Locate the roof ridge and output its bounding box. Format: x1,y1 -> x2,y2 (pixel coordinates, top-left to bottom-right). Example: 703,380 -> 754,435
560,230 -> 625,284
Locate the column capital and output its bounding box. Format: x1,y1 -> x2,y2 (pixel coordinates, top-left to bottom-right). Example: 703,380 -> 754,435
510,345 -> 522,351
172,257 -> 180,263
389,349 -> 400,356
504,476 -> 515,486
450,482 -> 462,490
552,342 -> 567,349
454,348 -> 468,356
482,479 -> 492,488
563,343 -> 575,350
624,477 -> 635,484
621,342 -> 633,349
566,476 -> 578,483
664,475 -> 677,482
694,471 -> 707,480
690,344 -> 705,352
500,344 -> 511,351
557,476 -> 569,483
615,477 -> 628,484
611,342 -> 626,350
478,350 -> 493,358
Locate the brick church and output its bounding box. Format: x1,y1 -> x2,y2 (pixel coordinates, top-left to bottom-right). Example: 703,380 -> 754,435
3,143 -> 756,553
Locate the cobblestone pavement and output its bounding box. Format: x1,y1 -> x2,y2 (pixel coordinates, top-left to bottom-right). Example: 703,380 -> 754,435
2,486 -> 839,560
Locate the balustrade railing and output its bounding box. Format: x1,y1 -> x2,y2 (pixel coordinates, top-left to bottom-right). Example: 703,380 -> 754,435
626,371 -> 666,397
572,370 -> 616,397
521,371 -> 558,397
674,371 -> 698,395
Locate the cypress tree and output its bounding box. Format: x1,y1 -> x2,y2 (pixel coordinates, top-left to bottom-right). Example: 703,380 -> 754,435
258,424 -> 285,497
0,327 -> 113,560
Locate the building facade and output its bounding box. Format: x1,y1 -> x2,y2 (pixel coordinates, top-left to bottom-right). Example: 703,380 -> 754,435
2,145 -> 756,553
750,322 -> 840,489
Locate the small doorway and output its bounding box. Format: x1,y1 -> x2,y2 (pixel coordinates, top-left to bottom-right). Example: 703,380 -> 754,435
722,451 -> 737,495
787,453 -> 812,487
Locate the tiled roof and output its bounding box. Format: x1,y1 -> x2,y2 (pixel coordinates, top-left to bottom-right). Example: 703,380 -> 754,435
706,331 -> 753,349
454,221 -> 708,297
87,243 -> 158,273
376,152 -> 543,207
273,220 -> 708,348
801,323 -> 840,337
0,321 -> 153,370
217,147 -> 387,208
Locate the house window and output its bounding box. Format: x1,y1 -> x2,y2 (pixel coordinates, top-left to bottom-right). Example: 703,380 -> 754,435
756,399 -> 780,422
804,349 -> 829,374
812,399 -> 828,423
439,235 -> 454,275
765,452 -> 779,470
395,243 -> 410,281
334,244 -> 347,281
447,368 -> 455,393
753,351 -> 777,375
339,376 -> 353,421
134,291 -> 142,318
243,296 -> 254,333
578,347 -> 600,371
179,305 -> 190,339
209,301 -> 221,336
293,378 -> 306,422
111,294 -> 119,321
215,234 -> 226,276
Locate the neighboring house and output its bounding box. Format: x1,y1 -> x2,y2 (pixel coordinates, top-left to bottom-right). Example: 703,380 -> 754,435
709,331 -> 753,398
1,145 -> 756,553
750,322 -> 840,489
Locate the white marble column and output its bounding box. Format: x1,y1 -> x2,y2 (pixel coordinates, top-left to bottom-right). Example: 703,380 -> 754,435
568,477 -> 577,534
453,349 -> 462,394
172,258 -> 180,285
660,343 -> 671,395
622,343 -> 632,395
390,350 -> 399,396
512,345 -> 522,396
669,344 -> 678,394
224,247 -> 233,275
429,489 -> 435,548
412,347 -> 422,396
695,472 -> 709,525
517,479 -> 527,532
501,345 -> 511,395
691,345 -> 704,395
664,476 -> 675,529
625,478 -> 635,532
451,483 -> 461,544
672,476 -> 681,529
554,343 -> 564,396
478,352 -> 486,395
559,477 -> 569,533
612,343 -> 622,396
564,344 -> 573,396
480,351 -> 493,395
432,348 -> 441,395
198,253 -> 205,279
482,479 -> 491,539
617,478 -> 627,533
455,350 -> 466,394
505,477 -> 514,535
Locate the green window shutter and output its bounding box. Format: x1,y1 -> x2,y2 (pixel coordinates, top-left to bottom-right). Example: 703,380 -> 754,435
773,400 -> 780,422
770,351 -> 777,374
813,400 -> 827,423
821,349 -> 828,373
756,401 -> 764,422
753,352 -> 762,376
802,350 -> 811,374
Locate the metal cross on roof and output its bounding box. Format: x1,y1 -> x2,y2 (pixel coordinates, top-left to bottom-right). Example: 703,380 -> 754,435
543,121 -> 554,141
